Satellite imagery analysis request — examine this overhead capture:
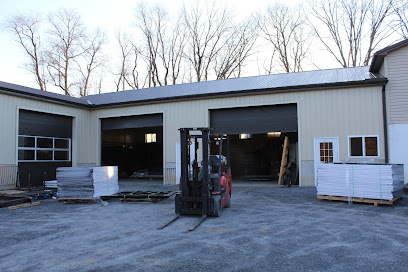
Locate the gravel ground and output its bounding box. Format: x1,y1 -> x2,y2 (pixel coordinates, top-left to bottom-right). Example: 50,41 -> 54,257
1,179 -> 408,272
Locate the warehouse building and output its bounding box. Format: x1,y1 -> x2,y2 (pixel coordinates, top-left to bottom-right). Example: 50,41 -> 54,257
1,39 -> 407,189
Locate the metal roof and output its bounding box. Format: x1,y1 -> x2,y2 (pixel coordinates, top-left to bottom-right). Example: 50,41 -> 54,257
0,81 -> 89,107
81,66 -> 385,108
0,66 -> 386,109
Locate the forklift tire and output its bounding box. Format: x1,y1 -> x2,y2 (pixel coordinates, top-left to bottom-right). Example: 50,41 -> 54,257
213,195 -> 222,217
225,194 -> 231,208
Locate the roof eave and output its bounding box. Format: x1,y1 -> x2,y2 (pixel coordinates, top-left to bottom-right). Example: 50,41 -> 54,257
0,87 -> 90,109
91,78 -> 387,109
369,39 -> 408,73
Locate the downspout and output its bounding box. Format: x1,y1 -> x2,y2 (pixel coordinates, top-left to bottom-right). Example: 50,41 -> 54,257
382,84 -> 389,164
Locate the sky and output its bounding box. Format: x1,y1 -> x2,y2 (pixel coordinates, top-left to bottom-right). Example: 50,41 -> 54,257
0,0 -> 309,95
0,0 -> 400,95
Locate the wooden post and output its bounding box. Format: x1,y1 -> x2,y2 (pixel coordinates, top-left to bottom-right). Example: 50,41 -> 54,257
278,136 -> 289,185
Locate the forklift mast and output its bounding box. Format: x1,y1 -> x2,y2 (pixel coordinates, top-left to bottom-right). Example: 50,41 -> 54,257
176,127 -> 231,217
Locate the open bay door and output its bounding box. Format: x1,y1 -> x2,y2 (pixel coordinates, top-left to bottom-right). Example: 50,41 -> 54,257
210,104 -> 298,182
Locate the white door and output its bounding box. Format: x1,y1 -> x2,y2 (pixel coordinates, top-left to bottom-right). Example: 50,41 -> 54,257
314,137 -> 339,185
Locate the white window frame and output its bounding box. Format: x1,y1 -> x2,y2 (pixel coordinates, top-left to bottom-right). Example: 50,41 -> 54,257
347,135 -> 380,158
18,135 -> 71,162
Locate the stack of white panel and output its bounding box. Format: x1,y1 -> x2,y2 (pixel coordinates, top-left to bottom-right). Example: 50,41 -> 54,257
57,167 -> 94,198
93,166 -> 119,198
57,166 -> 119,199
317,163 -> 404,200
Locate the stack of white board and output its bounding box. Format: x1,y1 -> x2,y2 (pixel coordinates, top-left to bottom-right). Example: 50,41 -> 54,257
93,166 -> 119,198
316,163 -> 404,200
57,167 -> 94,199
57,166 -> 119,199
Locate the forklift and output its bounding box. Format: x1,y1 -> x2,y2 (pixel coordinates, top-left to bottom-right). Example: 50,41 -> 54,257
158,127 -> 232,231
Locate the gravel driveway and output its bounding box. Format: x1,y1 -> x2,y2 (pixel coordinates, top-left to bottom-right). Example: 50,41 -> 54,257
1,180 -> 407,271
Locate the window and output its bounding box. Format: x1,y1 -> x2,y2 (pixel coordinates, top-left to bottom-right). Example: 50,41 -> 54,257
239,133 -> 251,140
320,142 -> 333,163
348,135 -> 379,157
18,135 -> 71,162
145,133 -> 157,143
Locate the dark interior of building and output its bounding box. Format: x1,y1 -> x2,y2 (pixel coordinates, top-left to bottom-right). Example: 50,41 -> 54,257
211,132 -> 298,182
102,126 -> 163,178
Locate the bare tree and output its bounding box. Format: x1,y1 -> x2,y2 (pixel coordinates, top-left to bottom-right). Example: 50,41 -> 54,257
6,14 -> 47,90
309,0 -> 394,68
393,0 -> 408,38
259,4 -> 309,73
136,4 -> 186,87
136,4 -> 164,87
182,1 -> 233,82
113,30 -> 136,91
75,29 -> 106,96
168,17 -> 186,84
46,9 -> 86,96
215,17 -> 258,79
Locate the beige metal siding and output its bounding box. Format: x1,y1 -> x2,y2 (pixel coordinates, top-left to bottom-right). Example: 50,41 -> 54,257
91,86 -> 384,185
0,93 -> 92,166
1,84 -> 384,186
0,165 -> 18,189
379,61 -> 387,77
385,46 -> 408,124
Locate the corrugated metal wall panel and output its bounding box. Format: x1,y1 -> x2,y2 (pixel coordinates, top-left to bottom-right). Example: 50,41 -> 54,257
386,47 -> 408,124
0,165 -> 18,189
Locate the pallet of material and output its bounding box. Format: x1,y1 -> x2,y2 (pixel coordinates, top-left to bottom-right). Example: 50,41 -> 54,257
57,167 -> 94,199
57,166 -> 119,201
316,163 -> 404,201
317,194 -> 402,206
58,197 -> 97,204
0,196 -> 31,208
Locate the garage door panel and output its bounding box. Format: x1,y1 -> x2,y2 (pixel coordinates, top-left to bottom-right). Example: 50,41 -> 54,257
101,114 -> 163,130
18,110 -> 73,187
19,110 -> 72,138
210,104 -> 297,134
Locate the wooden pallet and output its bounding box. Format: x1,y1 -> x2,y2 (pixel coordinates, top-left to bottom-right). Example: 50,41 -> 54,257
8,202 -> 40,210
58,198 -> 97,204
0,190 -> 24,195
317,194 -> 402,206
120,198 -> 159,203
0,196 -> 31,208
118,191 -> 176,203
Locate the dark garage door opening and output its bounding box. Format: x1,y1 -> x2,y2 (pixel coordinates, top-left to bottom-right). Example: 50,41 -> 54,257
216,133 -> 298,181
210,104 -> 298,182
101,114 -> 163,178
